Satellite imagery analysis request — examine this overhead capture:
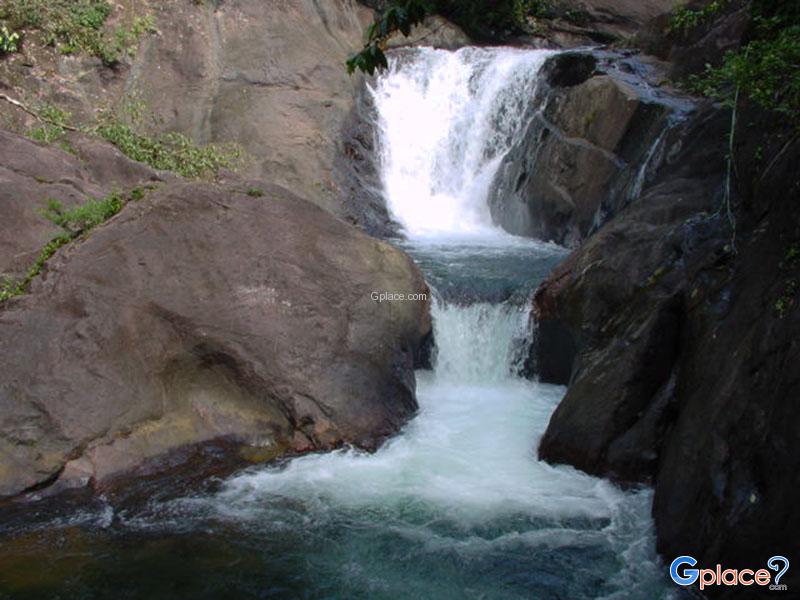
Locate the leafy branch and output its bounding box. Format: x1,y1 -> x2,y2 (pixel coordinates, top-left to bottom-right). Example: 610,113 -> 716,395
346,0 -> 431,75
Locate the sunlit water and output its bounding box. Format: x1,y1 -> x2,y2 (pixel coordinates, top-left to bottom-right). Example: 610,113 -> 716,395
0,47 -> 676,599
373,47 -> 554,240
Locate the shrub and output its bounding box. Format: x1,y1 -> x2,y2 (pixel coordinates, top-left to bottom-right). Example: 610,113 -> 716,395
28,103 -> 71,144
0,24 -> 19,53
683,0 -> 800,125
668,0 -> 734,34
96,120 -> 243,179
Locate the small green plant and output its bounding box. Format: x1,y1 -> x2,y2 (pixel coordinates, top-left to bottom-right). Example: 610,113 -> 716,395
112,14 -> 155,59
129,186 -> 146,201
96,119 -> 243,179
686,1 -> 800,126
246,187 -> 264,198
0,231 -> 72,302
668,0 -> 735,35
40,193 -> 124,233
28,103 -> 71,144
774,278 -> 798,318
0,23 -> 20,53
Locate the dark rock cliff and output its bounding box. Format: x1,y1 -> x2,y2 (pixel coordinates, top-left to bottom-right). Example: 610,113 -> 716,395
531,23 -> 800,599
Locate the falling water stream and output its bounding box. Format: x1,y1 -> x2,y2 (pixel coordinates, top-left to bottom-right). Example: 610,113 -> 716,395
0,48 -> 676,599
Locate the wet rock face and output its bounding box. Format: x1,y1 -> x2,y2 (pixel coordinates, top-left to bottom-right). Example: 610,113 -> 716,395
535,105 -> 730,481
488,51 -> 676,248
534,97 -> 800,590
334,82 -> 401,238
0,140 -> 431,498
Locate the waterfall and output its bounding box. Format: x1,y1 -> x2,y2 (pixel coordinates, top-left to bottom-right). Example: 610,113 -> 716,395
198,47 -> 672,599
430,299 -> 532,382
629,125 -> 670,202
370,47 -> 554,241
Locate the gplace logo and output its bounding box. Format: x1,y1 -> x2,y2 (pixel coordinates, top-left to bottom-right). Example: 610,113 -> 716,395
670,555 -> 790,591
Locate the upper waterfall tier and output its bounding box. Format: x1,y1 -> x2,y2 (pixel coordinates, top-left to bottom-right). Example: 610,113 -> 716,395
370,47 -> 554,241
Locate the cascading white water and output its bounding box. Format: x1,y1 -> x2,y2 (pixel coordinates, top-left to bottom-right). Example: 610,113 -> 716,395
431,299 -> 530,382
371,48 -> 553,240
199,47 -> 672,598
215,297 -> 626,521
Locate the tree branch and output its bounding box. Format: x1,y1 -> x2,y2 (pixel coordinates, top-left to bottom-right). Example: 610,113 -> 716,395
0,93 -> 81,131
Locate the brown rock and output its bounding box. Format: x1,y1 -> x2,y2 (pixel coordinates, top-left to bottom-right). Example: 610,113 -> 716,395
489,52 -> 673,247
557,0 -> 680,41
127,0 -> 374,218
0,173 -> 431,498
0,0 -> 382,224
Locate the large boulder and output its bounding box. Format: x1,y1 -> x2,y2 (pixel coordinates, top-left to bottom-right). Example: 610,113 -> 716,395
535,105 -> 729,480
488,51 -> 680,247
0,167 -> 431,498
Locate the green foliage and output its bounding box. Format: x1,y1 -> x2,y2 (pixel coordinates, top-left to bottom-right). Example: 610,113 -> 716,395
1,188 -> 145,304
246,187 -> 265,198
686,0 -> 800,125
0,232 -> 73,302
0,0 -> 154,64
0,23 -> 19,53
347,0 -> 430,75
40,194 -> 124,233
96,120 -> 242,179
0,0 -> 112,60
669,0 -> 733,34
28,103 -> 71,144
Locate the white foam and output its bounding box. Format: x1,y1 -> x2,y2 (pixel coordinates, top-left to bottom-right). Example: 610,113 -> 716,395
371,47 -> 554,241
215,302 -> 640,533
